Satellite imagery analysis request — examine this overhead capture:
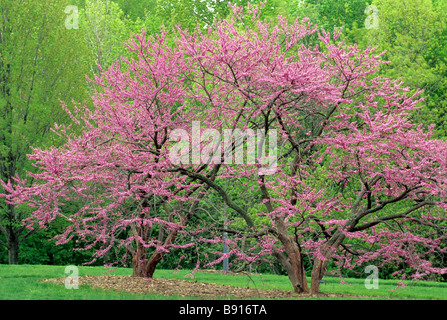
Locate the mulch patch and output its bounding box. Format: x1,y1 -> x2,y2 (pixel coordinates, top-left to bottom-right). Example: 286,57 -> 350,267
41,274 -> 368,299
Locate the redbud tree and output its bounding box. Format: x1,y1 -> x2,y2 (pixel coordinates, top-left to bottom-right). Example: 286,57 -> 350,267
2,3 -> 447,294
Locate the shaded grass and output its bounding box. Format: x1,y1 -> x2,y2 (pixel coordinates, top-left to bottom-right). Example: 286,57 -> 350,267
0,264 -> 446,300
0,264 -> 193,300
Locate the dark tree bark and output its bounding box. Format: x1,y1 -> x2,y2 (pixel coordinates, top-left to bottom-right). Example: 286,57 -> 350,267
7,231 -> 19,265
274,221 -> 309,293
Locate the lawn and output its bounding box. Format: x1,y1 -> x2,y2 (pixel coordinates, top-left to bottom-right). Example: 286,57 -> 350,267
0,264 -> 446,300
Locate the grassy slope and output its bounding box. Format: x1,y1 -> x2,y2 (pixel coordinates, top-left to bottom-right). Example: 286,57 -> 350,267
0,264 -> 446,300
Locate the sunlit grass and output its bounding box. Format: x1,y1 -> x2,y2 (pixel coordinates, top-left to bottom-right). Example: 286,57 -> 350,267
0,264 -> 445,300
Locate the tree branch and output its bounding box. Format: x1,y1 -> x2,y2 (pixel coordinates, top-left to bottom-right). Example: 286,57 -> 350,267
350,201 -> 434,232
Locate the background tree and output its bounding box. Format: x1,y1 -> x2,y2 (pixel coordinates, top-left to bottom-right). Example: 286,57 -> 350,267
283,0 -> 370,31
352,0 -> 447,137
0,0 -> 92,264
80,0 -> 132,76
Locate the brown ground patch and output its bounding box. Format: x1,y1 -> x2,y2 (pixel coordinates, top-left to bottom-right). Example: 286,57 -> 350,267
41,274 -> 367,299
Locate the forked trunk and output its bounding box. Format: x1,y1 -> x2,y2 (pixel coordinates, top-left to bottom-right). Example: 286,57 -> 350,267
310,231 -> 345,295
283,236 -> 309,293
259,181 -> 309,293
131,228 -> 179,278
274,246 -> 309,293
274,223 -> 309,293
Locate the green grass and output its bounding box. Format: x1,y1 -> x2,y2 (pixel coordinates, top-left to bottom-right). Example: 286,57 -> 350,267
0,264 -> 188,300
0,264 -> 446,300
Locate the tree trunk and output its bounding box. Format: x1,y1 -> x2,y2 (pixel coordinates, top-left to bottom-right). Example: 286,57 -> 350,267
130,186 -> 200,278
145,230 -> 178,278
132,239 -> 147,277
310,231 -> 345,295
274,219 -> 309,293
272,246 -> 308,294
145,251 -> 163,278
280,234 -> 309,293
131,227 -> 179,278
258,179 -> 309,294
7,232 -> 19,265
131,214 -> 149,277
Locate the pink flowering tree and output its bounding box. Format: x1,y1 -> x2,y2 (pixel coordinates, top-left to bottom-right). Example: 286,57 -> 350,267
1,29 -> 208,277
2,3 -> 447,294
169,3 -> 447,294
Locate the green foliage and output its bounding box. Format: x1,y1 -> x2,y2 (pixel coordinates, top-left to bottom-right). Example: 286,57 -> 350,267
114,0 -> 157,21
0,0 -> 92,261
353,0 -> 447,137
286,0 -> 371,31
80,0 -> 134,75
